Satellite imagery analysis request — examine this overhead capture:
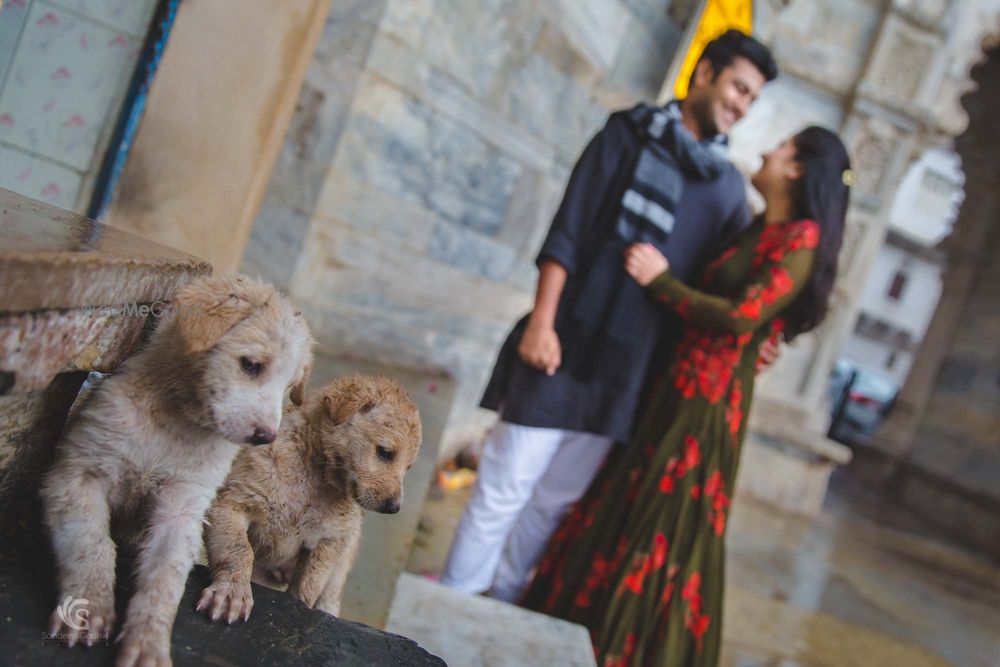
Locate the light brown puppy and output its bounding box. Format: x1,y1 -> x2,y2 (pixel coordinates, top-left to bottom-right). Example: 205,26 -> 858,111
41,274 -> 314,667
198,374 -> 422,621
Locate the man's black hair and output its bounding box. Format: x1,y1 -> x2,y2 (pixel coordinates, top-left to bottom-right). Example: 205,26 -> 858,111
688,29 -> 778,90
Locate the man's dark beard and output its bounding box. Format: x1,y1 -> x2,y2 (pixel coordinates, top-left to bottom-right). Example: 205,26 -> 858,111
696,101 -> 721,138
686,95 -> 720,140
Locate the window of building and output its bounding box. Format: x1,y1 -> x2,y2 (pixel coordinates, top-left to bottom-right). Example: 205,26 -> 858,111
887,271 -> 908,300
886,351 -> 897,370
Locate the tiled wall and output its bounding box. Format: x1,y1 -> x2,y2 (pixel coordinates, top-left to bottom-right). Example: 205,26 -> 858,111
0,0 -> 156,212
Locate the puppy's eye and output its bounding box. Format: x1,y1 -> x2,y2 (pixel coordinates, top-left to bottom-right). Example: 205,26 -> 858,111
240,356 -> 263,376
376,446 -> 394,462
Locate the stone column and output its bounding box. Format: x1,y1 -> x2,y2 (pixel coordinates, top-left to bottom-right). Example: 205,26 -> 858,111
104,0 -> 332,272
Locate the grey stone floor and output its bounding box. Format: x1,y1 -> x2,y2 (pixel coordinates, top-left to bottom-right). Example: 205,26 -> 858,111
401,471 -> 1000,667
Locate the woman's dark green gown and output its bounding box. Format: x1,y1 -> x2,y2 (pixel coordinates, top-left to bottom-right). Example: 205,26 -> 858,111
520,219 -> 821,666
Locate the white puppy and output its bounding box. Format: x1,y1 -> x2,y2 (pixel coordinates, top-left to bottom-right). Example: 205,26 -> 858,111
41,274 -> 313,667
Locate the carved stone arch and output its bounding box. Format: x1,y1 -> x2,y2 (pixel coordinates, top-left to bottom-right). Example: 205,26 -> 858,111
866,33 -> 1000,557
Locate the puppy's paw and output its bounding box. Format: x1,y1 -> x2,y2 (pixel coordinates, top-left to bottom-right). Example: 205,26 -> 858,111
196,579 -> 254,624
115,624 -> 171,667
48,594 -> 116,648
265,564 -> 295,585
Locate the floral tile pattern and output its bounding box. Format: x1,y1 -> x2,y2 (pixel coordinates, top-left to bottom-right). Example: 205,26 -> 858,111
0,0 -> 156,213
0,144 -> 82,210
48,0 -> 157,37
0,0 -> 31,83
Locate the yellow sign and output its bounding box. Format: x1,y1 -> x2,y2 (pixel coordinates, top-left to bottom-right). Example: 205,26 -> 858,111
673,0 -> 753,99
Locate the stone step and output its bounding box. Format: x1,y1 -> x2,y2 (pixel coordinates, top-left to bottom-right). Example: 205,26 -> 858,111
386,573 -> 598,667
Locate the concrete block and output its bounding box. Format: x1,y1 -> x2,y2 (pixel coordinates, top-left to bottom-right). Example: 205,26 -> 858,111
386,573 -> 598,667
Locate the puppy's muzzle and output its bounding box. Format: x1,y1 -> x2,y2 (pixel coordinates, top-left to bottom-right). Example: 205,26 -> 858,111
248,427 -> 276,445
376,498 -> 401,514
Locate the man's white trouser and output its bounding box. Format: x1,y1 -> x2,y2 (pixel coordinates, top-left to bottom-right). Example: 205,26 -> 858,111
440,421 -> 614,602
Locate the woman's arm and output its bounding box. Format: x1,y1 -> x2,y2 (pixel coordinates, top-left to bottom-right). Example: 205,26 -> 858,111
624,235 -> 816,335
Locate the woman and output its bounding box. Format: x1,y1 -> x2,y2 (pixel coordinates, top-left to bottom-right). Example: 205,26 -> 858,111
519,126 -> 851,666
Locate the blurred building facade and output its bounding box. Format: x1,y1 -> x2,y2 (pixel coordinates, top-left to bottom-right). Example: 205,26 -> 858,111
840,148 -> 963,386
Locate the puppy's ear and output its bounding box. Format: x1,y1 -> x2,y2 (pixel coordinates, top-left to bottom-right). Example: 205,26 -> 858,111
172,276 -> 260,354
289,362 -> 312,406
324,379 -> 377,425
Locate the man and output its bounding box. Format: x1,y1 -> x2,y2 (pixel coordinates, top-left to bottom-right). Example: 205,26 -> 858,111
441,30 -> 778,602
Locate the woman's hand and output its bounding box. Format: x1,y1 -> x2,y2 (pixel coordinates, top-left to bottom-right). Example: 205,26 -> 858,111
623,243 -> 669,286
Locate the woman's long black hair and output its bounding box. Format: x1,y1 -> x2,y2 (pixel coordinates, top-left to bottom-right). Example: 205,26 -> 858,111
782,126 -> 851,341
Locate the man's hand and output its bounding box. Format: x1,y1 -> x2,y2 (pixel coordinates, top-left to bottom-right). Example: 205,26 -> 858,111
518,324 -> 561,376
756,336 -> 781,373
623,243 -> 669,286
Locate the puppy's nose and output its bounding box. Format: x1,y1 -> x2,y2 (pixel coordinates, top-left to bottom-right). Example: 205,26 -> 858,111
377,498 -> 401,515
249,427 -> 276,445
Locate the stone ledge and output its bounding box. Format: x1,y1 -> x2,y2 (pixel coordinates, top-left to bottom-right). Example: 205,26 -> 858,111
739,399 -> 853,515
0,189 -> 211,313
736,432 -> 843,516
0,524 -> 444,666
749,397 -> 853,465
0,309 -> 151,394
750,428 -> 853,466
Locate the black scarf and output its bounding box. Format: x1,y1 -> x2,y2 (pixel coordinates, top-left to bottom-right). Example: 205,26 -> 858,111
616,101 -> 729,241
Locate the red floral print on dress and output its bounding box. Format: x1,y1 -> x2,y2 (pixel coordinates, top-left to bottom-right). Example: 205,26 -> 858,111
616,533 -> 669,597
620,554 -> 648,595
672,330 -> 749,403
539,479 -> 608,578
651,533 -> 668,569
658,473 -> 674,493
683,435 -> 701,469
602,633 -> 637,667
574,536 -> 628,609
733,286 -> 764,320
543,572 -> 564,613
757,318 -> 786,373
682,571 -> 711,653
751,220 -> 820,270
575,556 -> 607,607
726,378 -> 744,444
730,264 -> 796,324
762,266 -> 795,304
704,471 -> 731,536
658,436 -> 701,493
